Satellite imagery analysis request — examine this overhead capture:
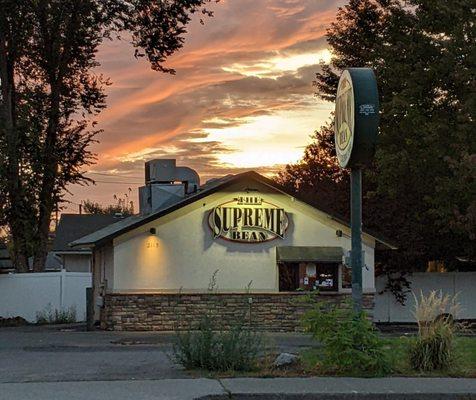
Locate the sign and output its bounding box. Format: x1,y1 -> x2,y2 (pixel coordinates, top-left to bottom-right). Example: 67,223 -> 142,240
334,68 -> 379,168
208,196 -> 289,243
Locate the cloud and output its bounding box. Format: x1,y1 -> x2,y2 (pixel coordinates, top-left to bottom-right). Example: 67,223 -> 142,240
64,0 -> 344,209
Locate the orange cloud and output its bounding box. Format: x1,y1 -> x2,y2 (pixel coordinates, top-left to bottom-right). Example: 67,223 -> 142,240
64,0 -> 344,211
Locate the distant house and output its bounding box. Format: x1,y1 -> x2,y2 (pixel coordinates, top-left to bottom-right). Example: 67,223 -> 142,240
0,244 -> 62,273
53,214 -> 121,272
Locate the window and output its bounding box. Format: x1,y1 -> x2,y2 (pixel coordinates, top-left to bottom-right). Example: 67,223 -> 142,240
278,262 -> 339,292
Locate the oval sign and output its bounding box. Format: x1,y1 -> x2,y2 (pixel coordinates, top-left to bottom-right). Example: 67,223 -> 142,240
334,68 -> 379,169
208,196 -> 289,243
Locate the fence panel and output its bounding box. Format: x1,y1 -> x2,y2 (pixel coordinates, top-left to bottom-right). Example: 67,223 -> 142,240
374,272 -> 476,323
0,271 -> 91,322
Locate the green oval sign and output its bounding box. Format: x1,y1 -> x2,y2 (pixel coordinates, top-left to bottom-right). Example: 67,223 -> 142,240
334,68 -> 379,168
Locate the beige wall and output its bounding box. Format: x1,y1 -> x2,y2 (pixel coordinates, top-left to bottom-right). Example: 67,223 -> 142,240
108,179 -> 375,294
106,178 -> 374,292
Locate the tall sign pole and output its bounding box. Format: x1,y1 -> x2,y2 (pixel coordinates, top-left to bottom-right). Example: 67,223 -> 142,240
350,169 -> 363,310
334,68 -> 379,313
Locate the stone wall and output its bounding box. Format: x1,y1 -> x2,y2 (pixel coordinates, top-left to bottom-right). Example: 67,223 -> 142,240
101,292 -> 375,332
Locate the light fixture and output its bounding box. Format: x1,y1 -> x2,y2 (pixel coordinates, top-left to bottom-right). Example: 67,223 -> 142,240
336,229 -> 343,237
149,227 -> 157,235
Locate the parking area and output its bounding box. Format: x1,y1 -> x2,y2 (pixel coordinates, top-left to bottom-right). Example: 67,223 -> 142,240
0,324 -> 314,383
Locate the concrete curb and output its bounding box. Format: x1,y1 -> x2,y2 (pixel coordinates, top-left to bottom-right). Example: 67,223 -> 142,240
201,377 -> 476,400
202,394 -> 476,399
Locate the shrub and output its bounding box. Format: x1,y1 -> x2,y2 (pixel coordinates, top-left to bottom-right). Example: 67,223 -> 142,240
409,290 -> 460,371
36,304 -> 77,324
302,301 -> 390,376
173,315 -> 263,372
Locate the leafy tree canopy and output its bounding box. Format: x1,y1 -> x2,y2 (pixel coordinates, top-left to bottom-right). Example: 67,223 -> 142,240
82,196 -> 134,216
278,0 -> 475,277
0,0 -> 216,271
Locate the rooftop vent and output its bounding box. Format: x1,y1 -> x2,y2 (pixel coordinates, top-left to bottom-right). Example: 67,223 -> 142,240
139,159 -> 200,215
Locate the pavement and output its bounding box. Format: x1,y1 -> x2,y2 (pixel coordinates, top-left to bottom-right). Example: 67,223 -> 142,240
0,324 -> 313,383
1,377 -> 475,399
0,325 -> 475,399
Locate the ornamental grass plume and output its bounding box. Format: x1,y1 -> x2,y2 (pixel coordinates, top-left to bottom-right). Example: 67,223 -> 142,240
409,290 -> 461,371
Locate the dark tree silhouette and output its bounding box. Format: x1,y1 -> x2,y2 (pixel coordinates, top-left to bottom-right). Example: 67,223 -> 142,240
0,0 -> 217,271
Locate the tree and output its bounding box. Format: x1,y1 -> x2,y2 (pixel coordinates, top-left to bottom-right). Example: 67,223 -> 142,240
276,122 -> 349,219
82,195 -> 134,216
278,0 -> 475,275
0,0 -> 216,272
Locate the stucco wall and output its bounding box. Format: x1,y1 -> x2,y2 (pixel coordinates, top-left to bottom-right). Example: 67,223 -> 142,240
109,179 -> 375,293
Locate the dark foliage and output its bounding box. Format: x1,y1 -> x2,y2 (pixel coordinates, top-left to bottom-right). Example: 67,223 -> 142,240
277,0 -> 476,289
0,0 -> 216,271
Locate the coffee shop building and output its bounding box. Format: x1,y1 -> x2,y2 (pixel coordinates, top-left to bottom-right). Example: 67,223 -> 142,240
72,159 -> 393,331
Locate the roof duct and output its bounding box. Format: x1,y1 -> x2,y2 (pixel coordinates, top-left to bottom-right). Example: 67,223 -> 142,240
140,159 -> 200,215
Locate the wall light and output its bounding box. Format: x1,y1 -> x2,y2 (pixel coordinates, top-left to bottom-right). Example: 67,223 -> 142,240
336,229 -> 343,237
149,227 -> 157,235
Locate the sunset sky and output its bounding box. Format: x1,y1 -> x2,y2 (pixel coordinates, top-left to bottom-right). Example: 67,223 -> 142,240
66,0 -> 344,212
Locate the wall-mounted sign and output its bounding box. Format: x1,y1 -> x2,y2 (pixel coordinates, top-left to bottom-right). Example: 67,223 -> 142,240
334,68 -> 379,169
208,196 -> 289,243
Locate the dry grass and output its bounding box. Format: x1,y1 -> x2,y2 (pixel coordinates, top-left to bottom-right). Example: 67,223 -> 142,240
410,290 -> 461,371
412,290 -> 461,338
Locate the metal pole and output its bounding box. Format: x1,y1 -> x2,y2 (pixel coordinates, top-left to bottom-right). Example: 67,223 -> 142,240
86,287 -> 94,331
351,168 -> 363,313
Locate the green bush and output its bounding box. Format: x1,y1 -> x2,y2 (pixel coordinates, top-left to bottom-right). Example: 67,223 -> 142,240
173,315 -> 263,372
409,291 -> 460,371
302,301 -> 390,376
36,304 -> 76,324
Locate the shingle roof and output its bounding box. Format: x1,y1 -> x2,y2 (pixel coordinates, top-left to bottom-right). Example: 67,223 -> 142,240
53,213 -> 123,252
71,172 -> 397,249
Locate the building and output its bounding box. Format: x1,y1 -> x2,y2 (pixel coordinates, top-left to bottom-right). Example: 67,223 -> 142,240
53,214 -> 121,272
72,159 -> 393,331
0,243 -> 62,273
0,244 -> 14,273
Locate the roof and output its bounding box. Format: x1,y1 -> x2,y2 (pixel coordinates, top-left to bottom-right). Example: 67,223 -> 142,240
276,246 -> 343,263
0,243 -> 62,271
53,213 -> 123,252
71,171 -> 397,249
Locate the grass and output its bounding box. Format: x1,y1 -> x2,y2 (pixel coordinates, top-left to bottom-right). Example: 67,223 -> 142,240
301,335 -> 476,377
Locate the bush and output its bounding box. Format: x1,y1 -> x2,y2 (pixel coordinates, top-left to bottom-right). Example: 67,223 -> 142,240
302,301 -> 390,376
36,304 -> 77,324
409,290 -> 460,371
173,315 -> 263,372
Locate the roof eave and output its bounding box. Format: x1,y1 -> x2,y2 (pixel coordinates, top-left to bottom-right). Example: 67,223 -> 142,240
70,170 -> 397,250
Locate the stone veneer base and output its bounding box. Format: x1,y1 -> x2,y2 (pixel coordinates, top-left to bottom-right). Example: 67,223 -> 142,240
101,292 -> 375,332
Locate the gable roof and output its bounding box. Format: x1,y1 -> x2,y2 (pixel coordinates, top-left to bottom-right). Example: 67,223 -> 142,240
53,213 -> 124,252
71,171 -> 396,249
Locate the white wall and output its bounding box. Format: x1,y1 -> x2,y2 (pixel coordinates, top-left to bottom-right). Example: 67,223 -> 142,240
111,179 -> 375,293
0,271 -> 92,322
374,272 -> 476,323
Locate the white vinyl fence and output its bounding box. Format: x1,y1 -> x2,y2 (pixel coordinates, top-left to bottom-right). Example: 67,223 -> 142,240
374,272 -> 476,323
0,271 -> 91,322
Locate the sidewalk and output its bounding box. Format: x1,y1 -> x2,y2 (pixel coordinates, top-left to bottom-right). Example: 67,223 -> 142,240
1,377 -> 475,400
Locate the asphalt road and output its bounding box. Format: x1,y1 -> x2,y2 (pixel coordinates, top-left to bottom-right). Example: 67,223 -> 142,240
0,324 -> 314,383
0,326 -> 475,399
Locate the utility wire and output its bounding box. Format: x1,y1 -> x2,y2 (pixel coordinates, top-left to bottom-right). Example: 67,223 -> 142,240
87,171 -> 143,179
90,180 -> 142,185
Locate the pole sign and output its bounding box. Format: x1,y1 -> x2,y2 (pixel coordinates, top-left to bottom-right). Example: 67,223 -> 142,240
335,68 -> 379,169
334,68 -> 379,313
